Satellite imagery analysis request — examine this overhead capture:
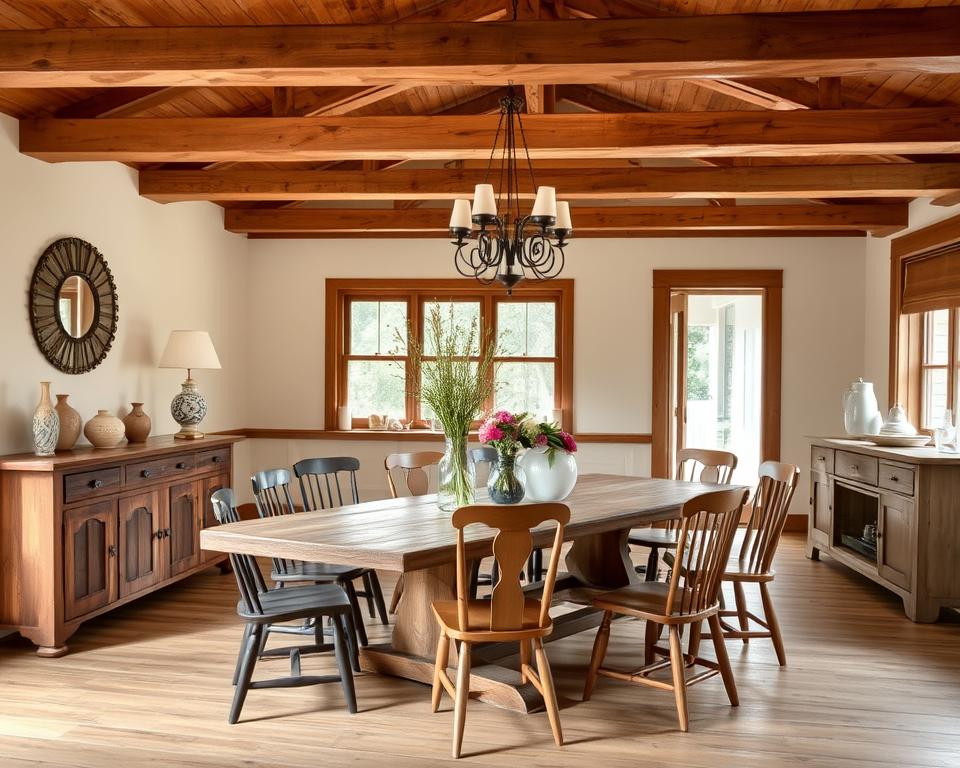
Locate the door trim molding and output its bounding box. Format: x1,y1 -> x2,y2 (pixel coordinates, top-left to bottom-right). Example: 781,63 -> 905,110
651,270 -> 783,478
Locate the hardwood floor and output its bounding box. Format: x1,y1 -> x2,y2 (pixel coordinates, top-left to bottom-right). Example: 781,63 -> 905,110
1,534 -> 958,767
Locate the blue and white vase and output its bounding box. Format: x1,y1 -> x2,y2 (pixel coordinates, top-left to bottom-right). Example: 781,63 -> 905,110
171,378 -> 208,439
32,381 -> 60,457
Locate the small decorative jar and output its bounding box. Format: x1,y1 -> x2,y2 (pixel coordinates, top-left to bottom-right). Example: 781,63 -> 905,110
32,381 -> 60,457
54,393 -> 82,451
122,402 -> 152,443
518,446 -> 579,502
487,452 -> 526,504
84,410 -> 125,448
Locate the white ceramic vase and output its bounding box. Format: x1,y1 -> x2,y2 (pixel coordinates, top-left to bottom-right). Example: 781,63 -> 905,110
517,446 -> 578,501
842,378 -> 883,436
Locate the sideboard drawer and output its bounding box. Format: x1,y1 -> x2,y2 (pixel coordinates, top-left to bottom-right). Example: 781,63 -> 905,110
196,448 -> 230,472
879,462 -> 915,496
64,467 -> 122,504
125,453 -> 196,486
835,450 -> 878,486
811,446 -> 835,476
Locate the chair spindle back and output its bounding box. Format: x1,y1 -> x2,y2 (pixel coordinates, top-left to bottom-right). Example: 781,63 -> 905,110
211,487 -> 267,616
666,488 -> 748,617
251,468 -> 300,577
384,451 -> 443,498
664,448 -> 738,533
451,503 -> 570,633
737,461 -> 800,575
294,457 -> 361,510
469,446 -> 497,485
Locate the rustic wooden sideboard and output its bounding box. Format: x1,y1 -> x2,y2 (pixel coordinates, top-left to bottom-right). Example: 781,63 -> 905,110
808,437 -> 960,622
0,434 -> 242,656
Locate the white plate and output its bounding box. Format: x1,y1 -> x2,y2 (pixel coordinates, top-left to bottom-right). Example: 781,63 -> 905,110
861,434 -> 931,447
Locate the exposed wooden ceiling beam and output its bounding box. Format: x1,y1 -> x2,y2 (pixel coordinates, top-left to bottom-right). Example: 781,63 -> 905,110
246,229 -> 868,239
139,163 -> 960,203
3,9 -> 960,88
224,203 -> 907,236
53,86 -> 197,118
23,109 -> 960,163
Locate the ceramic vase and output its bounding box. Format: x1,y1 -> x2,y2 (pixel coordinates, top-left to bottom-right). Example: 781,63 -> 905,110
32,382 -> 60,457
517,446 -> 578,501
437,435 -> 476,512
123,402 -> 152,443
84,410 -> 125,448
54,394 -> 82,450
842,378 -> 882,436
487,452 -> 526,504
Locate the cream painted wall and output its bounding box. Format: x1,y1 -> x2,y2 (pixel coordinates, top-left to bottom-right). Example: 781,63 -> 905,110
0,113 -> 249,468
242,235 -> 870,505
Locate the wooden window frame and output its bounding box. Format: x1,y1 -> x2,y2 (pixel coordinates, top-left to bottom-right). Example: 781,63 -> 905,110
325,278 -> 574,431
889,212 -> 960,429
651,270 -> 783,479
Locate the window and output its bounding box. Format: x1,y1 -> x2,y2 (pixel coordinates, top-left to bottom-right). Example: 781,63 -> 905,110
326,279 -> 573,430
921,308 -> 959,430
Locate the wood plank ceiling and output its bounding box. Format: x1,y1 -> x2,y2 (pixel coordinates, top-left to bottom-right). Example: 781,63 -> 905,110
2,0 -> 960,237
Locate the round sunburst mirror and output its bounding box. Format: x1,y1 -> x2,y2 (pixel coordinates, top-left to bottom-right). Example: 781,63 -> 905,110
29,237 -> 118,374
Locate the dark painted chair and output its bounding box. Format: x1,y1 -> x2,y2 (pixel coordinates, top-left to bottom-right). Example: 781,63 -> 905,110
293,457 -> 389,630
251,467 -> 378,646
210,488 -> 358,724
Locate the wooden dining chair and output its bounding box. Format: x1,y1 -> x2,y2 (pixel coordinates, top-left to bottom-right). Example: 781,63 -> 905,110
384,451 -> 444,614
251,467 -> 378,646
712,461 -> 799,667
210,488 -> 359,724
431,503 -> 570,759
583,487 -> 748,732
629,447 -> 738,581
293,457 -> 390,631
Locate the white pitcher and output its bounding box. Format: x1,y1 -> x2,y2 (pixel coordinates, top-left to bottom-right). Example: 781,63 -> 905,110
842,378 -> 882,436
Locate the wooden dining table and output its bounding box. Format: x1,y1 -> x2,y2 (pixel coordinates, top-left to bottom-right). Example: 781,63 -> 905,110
201,473 -> 723,713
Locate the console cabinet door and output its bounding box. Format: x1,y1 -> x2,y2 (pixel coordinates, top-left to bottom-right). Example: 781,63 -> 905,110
809,473 -> 832,549
118,490 -> 164,597
64,500 -> 118,620
879,493 -> 914,591
201,473 -> 231,563
166,481 -> 201,577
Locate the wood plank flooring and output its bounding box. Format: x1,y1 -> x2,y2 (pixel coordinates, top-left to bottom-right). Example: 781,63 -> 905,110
1,534 -> 958,767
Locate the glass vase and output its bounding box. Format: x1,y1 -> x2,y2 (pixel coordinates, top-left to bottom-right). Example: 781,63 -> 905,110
487,453 -> 526,504
438,435 -> 476,511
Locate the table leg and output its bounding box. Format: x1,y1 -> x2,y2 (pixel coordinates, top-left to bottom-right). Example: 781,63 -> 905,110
564,528 -> 638,589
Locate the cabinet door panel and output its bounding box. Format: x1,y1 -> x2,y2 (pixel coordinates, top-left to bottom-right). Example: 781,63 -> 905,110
201,473 -> 231,563
64,501 -> 118,620
167,481 -> 201,577
879,493 -> 914,591
119,491 -> 163,597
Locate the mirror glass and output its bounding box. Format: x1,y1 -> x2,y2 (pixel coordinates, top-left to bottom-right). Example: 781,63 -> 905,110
57,275 -> 96,338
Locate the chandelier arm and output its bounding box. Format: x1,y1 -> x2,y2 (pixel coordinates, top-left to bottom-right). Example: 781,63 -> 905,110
484,106 -> 508,187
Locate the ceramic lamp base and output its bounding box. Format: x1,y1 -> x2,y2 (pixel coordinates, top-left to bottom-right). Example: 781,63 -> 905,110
171,377 -> 208,441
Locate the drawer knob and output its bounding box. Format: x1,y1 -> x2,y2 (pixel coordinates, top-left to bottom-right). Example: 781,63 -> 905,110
851,464 -> 859,471
88,479 -> 103,489
212,455 -> 222,464
141,469 -> 153,478
890,475 -> 899,482
176,462 -> 187,470
107,544 -> 118,557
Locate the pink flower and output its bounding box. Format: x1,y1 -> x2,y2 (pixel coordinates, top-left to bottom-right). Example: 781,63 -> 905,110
560,431 -> 577,453
492,410 -> 515,424
535,433 -> 548,447
479,420 -> 505,444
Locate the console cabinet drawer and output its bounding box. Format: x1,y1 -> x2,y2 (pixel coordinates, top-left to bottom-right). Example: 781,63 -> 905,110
879,462 -> 915,496
125,453 -> 196,486
196,448 -> 230,472
64,467 -> 122,504
811,447 -> 835,476
835,450 -> 878,486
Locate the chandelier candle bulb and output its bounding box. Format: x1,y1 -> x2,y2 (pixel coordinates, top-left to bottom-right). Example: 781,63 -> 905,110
531,186 -> 557,221
555,201 -> 573,232
449,199 -> 472,233
472,183 -> 497,219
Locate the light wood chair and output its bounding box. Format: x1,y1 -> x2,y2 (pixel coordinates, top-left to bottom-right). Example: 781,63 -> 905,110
384,451 -> 444,613
712,461 -> 799,666
629,447 -> 738,581
431,503 -> 570,759
583,487 -> 748,732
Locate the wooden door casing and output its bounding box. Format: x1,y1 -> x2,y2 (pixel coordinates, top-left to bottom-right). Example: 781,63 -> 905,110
118,490 -> 164,597
879,492 -> 915,591
200,473 -> 230,563
63,500 -> 118,621
166,480 -> 201,577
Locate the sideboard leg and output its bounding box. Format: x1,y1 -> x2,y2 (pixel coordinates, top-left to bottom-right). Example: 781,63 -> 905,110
217,558 -> 233,575
905,597 -> 940,623
36,645 -> 69,658
806,543 -> 820,561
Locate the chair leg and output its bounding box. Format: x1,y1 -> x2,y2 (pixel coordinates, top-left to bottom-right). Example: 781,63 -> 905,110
232,623 -> 253,685
688,620 -> 703,660
535,548 -> 544,580
361,572 -> 376,619
432,632 -> 450,713
490,560 -> 500,589
760,582 -> 787,666
583,610 -> 612,701
667,625 -> 689,732
644,619 -> 660,666
229,624 -> 261,725
368,570 -> 389,626
534,638 -> 563,747
526,551 -> 536,583
645,546 -> 660,582
707,613 -> 739,707
389,573 -> 405,614
341,612 -> 361,673
342,579 -> 368,647
520,638 -> 532,685
331,612 -> 358,714
468,561 -> 480,600
733,581 -> 750,644
453,641 -> 472,758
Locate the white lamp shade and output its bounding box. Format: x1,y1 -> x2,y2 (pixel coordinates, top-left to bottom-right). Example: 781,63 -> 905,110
531,186 -> 557,218
472,183 -> 497,217
159,330 -> 222,370
555,200 -> 573,230
449,199 -> 473,230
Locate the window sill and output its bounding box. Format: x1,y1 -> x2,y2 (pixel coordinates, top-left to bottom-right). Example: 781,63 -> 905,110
219,428 -> 652,444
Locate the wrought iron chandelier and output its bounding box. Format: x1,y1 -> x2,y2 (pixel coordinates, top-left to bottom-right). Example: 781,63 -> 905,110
447,86 -> 573,293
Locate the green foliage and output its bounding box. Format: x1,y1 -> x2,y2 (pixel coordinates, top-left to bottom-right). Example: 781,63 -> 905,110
686,325 -> 711,401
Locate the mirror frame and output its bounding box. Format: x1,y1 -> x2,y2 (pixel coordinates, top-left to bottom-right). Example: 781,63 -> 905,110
29,237 -> 119,374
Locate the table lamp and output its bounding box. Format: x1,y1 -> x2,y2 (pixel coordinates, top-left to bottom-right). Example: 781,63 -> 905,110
159,330 -> 221,440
